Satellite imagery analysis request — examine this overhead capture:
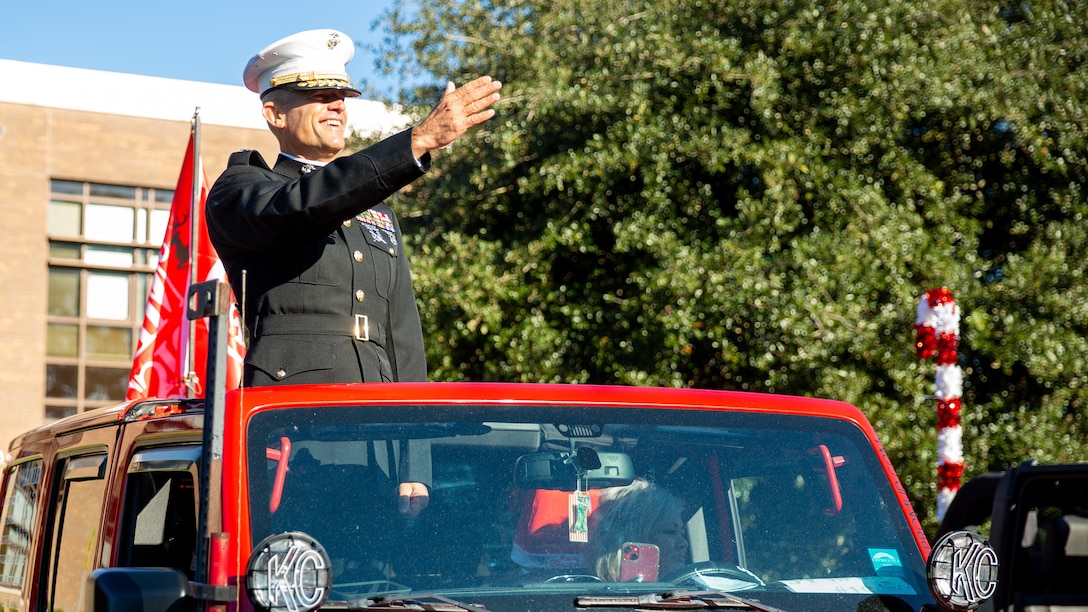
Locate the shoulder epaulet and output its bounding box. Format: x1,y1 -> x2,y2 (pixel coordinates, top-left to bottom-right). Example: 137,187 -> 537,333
227,149 -> 270,170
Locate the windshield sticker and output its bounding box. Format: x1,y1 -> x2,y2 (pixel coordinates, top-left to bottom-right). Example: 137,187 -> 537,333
778,577 -> 917,595
868,548 -> 904,576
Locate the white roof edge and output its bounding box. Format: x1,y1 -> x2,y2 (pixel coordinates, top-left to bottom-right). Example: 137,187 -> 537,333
0,58 -> 409,135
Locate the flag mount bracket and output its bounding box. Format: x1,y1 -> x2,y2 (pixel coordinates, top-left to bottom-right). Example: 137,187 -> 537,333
187,280 -> 231,320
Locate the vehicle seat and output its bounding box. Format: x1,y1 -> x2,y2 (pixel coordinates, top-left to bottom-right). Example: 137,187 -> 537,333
273,448 -> 400,584
1040,514 -> 1088,594
511,488 -> 602,570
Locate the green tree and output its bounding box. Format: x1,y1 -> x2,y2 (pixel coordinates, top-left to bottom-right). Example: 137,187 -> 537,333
358,0 -> 1088,532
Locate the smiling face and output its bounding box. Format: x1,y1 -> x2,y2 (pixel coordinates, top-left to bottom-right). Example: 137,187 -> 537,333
262,88 -> 349,162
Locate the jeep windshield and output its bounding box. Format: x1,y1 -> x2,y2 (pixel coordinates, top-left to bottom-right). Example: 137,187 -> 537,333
246,402 -> 930,611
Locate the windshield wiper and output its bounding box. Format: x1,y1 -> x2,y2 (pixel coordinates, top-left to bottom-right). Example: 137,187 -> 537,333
339,593 -> 492,612
574,590 -> 785,611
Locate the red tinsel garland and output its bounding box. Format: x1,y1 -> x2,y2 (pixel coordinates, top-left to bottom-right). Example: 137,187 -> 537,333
937,463 -> 965,491
936,398 -> 962,429
914,287 -> 964,521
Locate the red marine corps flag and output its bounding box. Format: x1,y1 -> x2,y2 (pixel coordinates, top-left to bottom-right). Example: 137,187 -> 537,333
126,111 -> 245,400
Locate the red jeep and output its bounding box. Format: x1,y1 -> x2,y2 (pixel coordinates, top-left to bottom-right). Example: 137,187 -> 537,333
0,379 -> 976,612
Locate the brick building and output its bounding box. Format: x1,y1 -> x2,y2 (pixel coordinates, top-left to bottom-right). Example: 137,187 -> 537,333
0,59 -> 404,451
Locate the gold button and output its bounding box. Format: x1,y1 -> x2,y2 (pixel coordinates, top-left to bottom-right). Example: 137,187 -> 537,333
276,368 -> 286,378
388,247 -> 396,255
355,290 -> 365,302
342,220 -> 352,227
353,250 -> 363,262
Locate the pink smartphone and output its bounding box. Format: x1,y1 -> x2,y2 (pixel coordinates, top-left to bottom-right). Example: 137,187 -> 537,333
619,542 -> 660,582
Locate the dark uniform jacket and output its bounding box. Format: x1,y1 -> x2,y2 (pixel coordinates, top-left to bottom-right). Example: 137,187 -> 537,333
206,128 -> 430,387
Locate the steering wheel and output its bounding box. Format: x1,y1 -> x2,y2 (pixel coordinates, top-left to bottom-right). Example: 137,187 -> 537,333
660,561 -> 765,589
543,574 -> 603,584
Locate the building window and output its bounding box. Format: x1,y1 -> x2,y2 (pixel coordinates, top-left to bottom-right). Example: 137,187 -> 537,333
45,180 -> 173,419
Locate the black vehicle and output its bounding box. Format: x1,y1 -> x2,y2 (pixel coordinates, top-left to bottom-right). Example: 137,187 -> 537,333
936,461 -> 1088,612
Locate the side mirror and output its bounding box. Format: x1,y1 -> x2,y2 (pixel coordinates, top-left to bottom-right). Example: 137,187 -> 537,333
926,530 -> 999,611
86,567 -> 189,612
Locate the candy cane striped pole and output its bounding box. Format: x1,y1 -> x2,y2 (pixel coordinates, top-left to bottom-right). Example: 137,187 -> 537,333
914,288 -> 964,521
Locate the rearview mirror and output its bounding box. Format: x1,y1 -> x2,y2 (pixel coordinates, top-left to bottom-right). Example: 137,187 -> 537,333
515,451 -> 634,490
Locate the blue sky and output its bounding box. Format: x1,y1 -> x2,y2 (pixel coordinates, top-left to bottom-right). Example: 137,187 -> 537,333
0,0 -> 401,95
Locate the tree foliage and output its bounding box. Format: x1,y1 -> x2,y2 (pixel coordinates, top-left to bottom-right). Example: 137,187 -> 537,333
357,0 -> 1088,532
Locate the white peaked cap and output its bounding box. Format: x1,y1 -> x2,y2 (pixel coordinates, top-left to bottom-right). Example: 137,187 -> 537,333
243,29 -> 362,97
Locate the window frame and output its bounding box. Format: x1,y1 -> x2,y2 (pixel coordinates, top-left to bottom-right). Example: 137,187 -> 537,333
40,450 -> 108,612
116,445 -> 202,578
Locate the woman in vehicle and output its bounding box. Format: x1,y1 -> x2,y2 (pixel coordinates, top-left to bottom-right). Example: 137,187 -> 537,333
585,478 -> 689,581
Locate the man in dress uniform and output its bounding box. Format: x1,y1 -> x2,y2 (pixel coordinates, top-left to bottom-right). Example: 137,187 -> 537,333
206,29 -> 501,516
